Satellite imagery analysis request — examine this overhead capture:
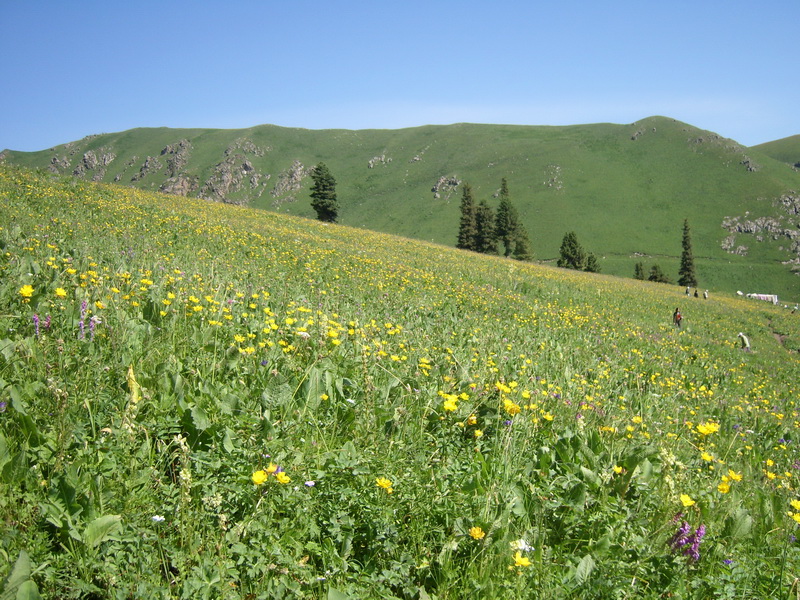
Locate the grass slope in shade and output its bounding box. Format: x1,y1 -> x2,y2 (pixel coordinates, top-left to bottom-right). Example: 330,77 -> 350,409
4,117 -> 800,302
1,166 -> 800,599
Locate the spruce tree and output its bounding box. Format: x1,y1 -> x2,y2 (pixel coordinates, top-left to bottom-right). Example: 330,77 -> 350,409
648,264 -> 670,283
512,222 -> 533,261
557,231 -> 586,270
456,183 -> 478,251
495,178 -> 519,257
634,261 -> 646,280
474,200 -> 498,254
677,219 -> 697,287
585,253 -> 600,273
309,162 -> 339,223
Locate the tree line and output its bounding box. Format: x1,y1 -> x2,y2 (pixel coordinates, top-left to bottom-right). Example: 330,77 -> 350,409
307,163 -> 698,287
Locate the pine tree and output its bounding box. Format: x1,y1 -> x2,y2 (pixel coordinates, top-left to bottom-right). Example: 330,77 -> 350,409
677,219 -> 697,287
495,178 -> 519,257
557,231 -> 586,270
648,264 -> 670,283
634,261 -> 646,280
512,222 -> 533,261
585,253 -> 600,273
309,162 -> 339,223
474,200 -> 498,254
456,183 -> 478,251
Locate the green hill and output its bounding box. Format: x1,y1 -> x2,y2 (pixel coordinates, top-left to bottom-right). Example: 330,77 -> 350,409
2,117 -> 799,301
753,134 -> 800,167
1,166 -> 799,598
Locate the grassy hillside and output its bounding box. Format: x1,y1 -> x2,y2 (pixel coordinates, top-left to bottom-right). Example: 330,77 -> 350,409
1,166 -> 799,598
2,118 -> 799,302
753,135 -> 800,167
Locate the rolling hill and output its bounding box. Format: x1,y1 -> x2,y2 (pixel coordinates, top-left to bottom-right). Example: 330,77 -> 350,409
2,116 -> 799,301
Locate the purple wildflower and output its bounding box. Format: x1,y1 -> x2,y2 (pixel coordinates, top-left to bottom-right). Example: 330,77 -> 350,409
668,521 -> 692,551
78,300 -> 88,340
669,521 -> 705,562
32,314 -> 40,338
0,401 -> 7,413
43,315 -> 51,329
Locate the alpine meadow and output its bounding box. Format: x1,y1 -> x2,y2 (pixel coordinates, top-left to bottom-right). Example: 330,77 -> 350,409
2,116 -> 800,302
1,159 -> 800,598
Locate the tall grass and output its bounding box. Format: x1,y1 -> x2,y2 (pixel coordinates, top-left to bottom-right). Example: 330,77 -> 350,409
1,166 -> 799,599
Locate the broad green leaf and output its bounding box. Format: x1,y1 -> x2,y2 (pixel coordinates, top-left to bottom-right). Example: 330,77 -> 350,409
574,553 -> 595,585
82,515 -> 122,549
1,550 -> 31,600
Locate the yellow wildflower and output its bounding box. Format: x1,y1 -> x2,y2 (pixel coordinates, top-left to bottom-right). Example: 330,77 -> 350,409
19,284 -> 34,299
513,551 -> 531,567
680,494 -> 696,507
469,526 -> 485,540
376,477 -> 393,494
275,471 -> 291,484
252,470 -> 268,485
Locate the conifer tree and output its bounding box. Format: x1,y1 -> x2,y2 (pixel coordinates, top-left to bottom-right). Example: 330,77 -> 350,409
512,222 -> 533,261
677,218 -> 697,287
309,162 -> 339,223
495,178 -> 519,257
634,261 -> 646,280
474,200 -> 498,254
557,231 -> 586,270
648,264 -> 670,283
585,253 -> 600,273
456,183 -> 478,251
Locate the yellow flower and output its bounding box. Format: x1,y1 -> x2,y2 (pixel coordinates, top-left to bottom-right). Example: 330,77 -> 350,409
696,421 -> 720,436
55,287 -> 67,299
728,470 -> 743,482
376,477 -> 393,494
513,551 -> 531,567
469,526 -> 486,540
613,465 -> 623,474
474,429 -> 483,438
791,499 -> 800,511
701,452 -> 715,462
252,470 -> 268,485
680,494 -> 696,507
275,471 -> 291,484
717,481 -> 731,494
443,399 -> 458,412
265,463 -> 278,474
19,284 -> 34,299
467,414 -> 478,426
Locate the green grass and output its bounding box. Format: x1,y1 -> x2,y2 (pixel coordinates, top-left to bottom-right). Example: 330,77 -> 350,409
3,117 -> 800,302
1,166 -> 800,598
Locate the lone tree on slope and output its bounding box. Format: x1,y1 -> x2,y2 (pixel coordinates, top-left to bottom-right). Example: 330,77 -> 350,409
677,218 -> 697,288
456,183 -> 478,251
309,162 -> 339,223
557,231 -> 586,270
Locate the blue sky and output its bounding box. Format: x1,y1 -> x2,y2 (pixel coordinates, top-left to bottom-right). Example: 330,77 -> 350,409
1,0 -> 798,152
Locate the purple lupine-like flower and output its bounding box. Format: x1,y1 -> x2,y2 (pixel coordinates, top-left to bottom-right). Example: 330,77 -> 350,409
43,315 -> 51,329
32,314 -> 40,337
668,521 -> 692,551
0,401 -> 7,413
89,315 -> 101,341
683,524 -> 706,562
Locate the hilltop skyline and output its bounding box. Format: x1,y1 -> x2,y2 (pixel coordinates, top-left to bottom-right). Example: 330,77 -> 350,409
1,0 -> 798,152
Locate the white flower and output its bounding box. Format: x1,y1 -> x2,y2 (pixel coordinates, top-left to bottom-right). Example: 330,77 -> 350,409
152,515 -> 165,522
510,538 -> 533,552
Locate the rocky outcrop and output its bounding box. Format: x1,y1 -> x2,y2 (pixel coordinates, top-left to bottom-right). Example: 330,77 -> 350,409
130,155 -> 163,182
71,148 -> 116,181
225,138 -> 269,157
160,175 -> 198,197
721,192 -> 800,265
368,153 -> 392,168
161,139 -> 192,178
431,175 -> 460,200
199,154 -> 265,204
270,160 -> 307,207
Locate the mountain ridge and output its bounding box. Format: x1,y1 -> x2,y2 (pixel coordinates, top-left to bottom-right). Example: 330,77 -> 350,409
2,116 -> 799,300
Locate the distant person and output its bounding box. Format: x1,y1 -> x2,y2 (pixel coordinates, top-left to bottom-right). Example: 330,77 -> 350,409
694,289 -> 699,298
703,290 -> 709,300
673,308 -> 682,328
738,332 -> 751,352
686,287 -> 691,296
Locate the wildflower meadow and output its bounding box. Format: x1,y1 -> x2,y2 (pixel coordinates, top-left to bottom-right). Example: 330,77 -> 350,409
1,165 -> 799,599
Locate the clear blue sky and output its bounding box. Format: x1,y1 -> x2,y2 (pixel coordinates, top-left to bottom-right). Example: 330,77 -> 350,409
2,0 -> 798,152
